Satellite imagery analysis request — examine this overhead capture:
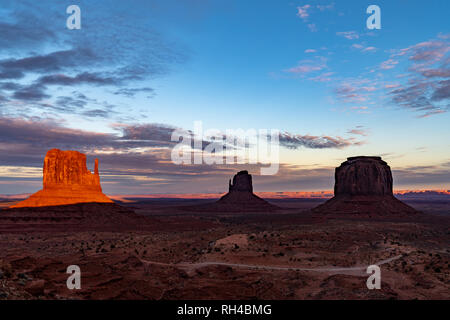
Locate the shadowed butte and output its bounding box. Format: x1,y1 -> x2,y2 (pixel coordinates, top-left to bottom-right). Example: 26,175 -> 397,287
10,149 -> 113,208
313,156 -> 419,215
214,171 -> 279,211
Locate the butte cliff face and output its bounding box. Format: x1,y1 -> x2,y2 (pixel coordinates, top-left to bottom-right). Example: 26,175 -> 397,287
43,150 -> 101,191
10,149 -> 113,208
334,156 -> 393,196
229,171 -> 253,193
313,156 -> 418,215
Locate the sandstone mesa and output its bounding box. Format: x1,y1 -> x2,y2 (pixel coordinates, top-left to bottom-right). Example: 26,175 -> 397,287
313,156 -> 419,215
214,171 -> 279,212
10,149 -> 113,208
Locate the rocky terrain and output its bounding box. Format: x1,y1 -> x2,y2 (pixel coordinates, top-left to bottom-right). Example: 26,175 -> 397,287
0,206 -> 448,300
0,203 -> 156,233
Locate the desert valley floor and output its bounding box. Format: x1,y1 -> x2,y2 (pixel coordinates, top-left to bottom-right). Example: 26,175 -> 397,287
0,197 -> 448,300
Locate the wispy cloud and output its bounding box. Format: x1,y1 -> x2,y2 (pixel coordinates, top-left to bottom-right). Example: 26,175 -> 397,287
279,131 -> 364,149
385,36 -> 449,117
285,56 -> 327,75
380,59 -> 399,70
0,2 -> 186,120
347,126 -> 369,136
334,81 -> 377,104
0,115 -> 366,193
336,31 -> 359,40
316,3 -> 335,11
296,4 -> 311,21
352,44 -> 377,53
296,3 -> 334,32
309,72 -> 334,82
307,23 -> 318,32
113,87 -> 155,98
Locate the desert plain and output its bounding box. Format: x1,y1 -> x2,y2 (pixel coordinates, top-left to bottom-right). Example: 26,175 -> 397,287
0,195 -> 448,300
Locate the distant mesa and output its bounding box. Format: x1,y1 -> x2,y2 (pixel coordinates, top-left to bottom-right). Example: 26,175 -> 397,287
2,149 -> 152,231
313,156 -> 419,215
334,156 -> 392,196
10,149 -> 113,208
228,170 -> 253,193
194,171 -> 279,212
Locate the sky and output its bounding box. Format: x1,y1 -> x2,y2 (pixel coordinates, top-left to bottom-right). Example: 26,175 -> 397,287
0,0 -> 449,195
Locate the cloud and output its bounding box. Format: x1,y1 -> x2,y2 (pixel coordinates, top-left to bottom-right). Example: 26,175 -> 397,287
81,109 -> 112,118
316,3 -> 334,11
0,117 -> 114,150
0,48 -> 97,76
334,82 -> 376,104
285,57 -> 327,75
305,49 -> 316,53
421,68 -> 450,78
362,46 -> 377,53
0,2 -> 186,120
309,72 -> 334,82
336,31 -> 359,40
0,9 -> 57,52
0,82 -> 24,91
385,84 -> 400,89
0,115 -> 365,165
380,59 -> 399,70
37,72 -> 119,86
30,92 -> 117,117
387,79 -> 447,117
296,3 -> 334,33
386,36 -> 449,117
347,126 -> 369,136
113,87 -> 155,97
296,4 -> 311,21
409,41 -> 449,62
307,24 -> 318,32
352,44 -> 377,53
431,79 -> 450,101
296,3 -> 334,20
349,106 -> 370,114
278,132 -> 364,149
393,163 -> 450,188
0,115 -> 368,193
2,115 -> 446,194
12,84 -> 49,101
116,123 -> 179,144
55,96 -> 88,109
0,69 -> 25,80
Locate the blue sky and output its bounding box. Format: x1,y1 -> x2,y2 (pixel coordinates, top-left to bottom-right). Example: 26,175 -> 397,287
0,0 -> 449,194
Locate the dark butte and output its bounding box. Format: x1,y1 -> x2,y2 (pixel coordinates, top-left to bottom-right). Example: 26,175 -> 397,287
313,156 -> 419,215
213,171 -> 279,212
229,170 -> 253,193
334,156 -> 393,196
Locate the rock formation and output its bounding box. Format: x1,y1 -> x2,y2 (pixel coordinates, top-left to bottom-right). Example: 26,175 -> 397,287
43,150 -> 101,190
193,171 -> 279,212
313,156 -> 418,215
334,156 -> 393,196
181,171 -> 278,212
10,149 -> 113,208
229,171 -> 253,193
